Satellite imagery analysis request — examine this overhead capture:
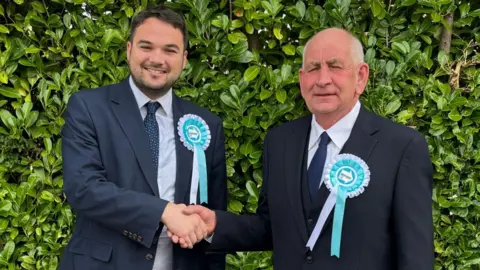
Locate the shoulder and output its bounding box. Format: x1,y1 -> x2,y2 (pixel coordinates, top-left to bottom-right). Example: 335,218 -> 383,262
69,81 -> 122,104
367,109 -> 428,147
264,115 -> 311,142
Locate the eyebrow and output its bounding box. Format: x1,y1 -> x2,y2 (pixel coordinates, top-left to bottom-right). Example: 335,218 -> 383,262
137,40 -> 180,50
307,58 -> 344,67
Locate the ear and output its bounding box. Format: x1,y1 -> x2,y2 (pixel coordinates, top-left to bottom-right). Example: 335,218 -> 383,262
182,50 -> 188,69
299,68 -> 306,97
126,41 -> 132,61
355,63 -> 369,96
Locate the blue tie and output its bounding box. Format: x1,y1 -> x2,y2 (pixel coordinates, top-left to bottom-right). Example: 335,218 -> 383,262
144,102 -> 160,170
308,132 -> 330,200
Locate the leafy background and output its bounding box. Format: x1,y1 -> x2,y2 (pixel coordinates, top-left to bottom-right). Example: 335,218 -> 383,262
0,0 -> 479,269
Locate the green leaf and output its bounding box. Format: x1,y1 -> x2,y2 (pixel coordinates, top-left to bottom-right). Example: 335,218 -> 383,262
25,46 -> 41,54
246,180 -> 259,199
245,23 -> 254,34
244,66 -> 261,82
228,32 -> 247,44
0,200 -> 12,212
392,42 -> 408,55
241,115 -> 256,128
295,1 -> 306,18
260,88 -> 273,100
273,26 -> 283,40
31,1 -> 46,13
2,241 -> 15,261
276,90 -> 287,104
0,5 -> 4,16
299,28 -> 313,39
228,200 -> 243,213
0,109 -> 16,129
448,109 -> 462,122
400,0 -> 416,6
231,19 -> 244,29
385,99 -> 401,115
0,25 -> 9,34
40,190 -> 55,202
281,64 -> 292,82
431,12 -> 442,22
282,44 -> 295,56
385,61 -> 395,76
19,256 -> 35,265
220,93 -> 239,110
371,1 -> 384,17
0,71 -> 8,84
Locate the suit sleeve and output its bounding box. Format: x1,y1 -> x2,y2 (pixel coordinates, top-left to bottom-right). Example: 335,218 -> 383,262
204,119 -> 228,269
208,133 -> 273,252
393,133 -> 434,269
61,93 -> 167,248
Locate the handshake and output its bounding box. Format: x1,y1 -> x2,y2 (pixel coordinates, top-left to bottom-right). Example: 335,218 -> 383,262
161,203 -> 216,249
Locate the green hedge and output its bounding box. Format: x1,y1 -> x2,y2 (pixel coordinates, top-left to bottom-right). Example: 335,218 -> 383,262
0,0 -> 479,269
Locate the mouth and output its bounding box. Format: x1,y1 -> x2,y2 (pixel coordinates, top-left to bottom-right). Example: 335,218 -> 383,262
314,93 -> 335,97
144,67 -> 168,75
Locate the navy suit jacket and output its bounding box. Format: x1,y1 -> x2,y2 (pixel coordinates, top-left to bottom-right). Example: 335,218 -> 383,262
59,79 -> 227,270
210,106 -> 434,270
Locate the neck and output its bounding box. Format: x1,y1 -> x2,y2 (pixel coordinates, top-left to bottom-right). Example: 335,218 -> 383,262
314,99 -> 358,130
140,87 -> 169,100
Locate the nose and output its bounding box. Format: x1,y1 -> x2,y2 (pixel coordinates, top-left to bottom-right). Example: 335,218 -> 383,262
315,66 -> 332,87
149,49 -> 166,65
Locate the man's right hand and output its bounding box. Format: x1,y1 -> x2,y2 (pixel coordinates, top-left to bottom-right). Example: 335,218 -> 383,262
167,205 -> 217,248
161,203 -> 208,249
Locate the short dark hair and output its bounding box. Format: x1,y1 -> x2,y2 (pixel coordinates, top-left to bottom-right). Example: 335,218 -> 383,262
129,4 -> 188,50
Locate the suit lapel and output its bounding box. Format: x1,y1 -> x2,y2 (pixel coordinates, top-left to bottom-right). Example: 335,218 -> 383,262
110,79 -> 159,197
284,116 -> 311,242
319,106 -> 379,236
172,95 -> 193,203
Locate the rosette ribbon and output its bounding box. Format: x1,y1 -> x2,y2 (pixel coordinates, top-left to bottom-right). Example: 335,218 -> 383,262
306,153 -> 370,258
178,114 -> 211,204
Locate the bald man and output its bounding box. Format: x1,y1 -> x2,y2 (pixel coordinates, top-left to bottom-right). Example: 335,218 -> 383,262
174,28 -> 434,270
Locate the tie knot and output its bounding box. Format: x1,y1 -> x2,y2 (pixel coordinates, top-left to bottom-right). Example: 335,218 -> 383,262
319,132 -> 330,146
146,102 -> 160,115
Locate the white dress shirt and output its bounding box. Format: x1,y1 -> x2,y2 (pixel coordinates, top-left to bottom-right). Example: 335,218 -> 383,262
307,101 -> 361,188
129,76 -> 176,270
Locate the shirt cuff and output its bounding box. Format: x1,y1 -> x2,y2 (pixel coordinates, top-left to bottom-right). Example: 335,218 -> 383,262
204,233 -> 214,243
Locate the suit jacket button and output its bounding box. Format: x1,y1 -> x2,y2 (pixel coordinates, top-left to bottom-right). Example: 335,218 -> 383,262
306,255 -> 313,264
123,230 -> 128,236
138,236 -> 143,242
146,253 -> 154,260
308,218 -> 314,225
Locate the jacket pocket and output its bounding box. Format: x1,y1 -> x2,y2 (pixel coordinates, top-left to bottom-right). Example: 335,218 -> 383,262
68,236 -> 113,262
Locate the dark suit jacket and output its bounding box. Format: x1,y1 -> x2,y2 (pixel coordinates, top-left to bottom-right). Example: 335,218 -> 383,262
59,79 -> 227,270
210,106 -> 434,270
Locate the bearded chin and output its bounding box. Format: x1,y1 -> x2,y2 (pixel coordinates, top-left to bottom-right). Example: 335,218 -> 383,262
130,70 -> 174,98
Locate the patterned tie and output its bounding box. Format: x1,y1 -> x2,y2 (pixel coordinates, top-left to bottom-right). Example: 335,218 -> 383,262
144,102 -> 161,170
308,132 -> 331,201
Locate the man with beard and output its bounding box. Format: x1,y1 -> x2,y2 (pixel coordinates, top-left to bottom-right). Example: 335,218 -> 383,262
59,4 -> 227,270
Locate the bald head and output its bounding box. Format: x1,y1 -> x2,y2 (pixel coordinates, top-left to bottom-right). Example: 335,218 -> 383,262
302,28 -> 364,67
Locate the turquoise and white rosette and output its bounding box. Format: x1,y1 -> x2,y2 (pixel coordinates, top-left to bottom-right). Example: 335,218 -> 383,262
177,114 -> 211,204
306,153 -> 370,258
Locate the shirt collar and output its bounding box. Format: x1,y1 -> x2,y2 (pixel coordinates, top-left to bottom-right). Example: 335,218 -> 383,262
308,101 -> 361,150
129,75 -> 173,117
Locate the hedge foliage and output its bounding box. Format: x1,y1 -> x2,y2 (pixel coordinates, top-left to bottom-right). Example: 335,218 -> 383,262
0,0 -> 480,269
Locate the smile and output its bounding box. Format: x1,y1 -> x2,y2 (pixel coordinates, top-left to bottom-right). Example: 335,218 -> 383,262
144,67 -> 167,74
